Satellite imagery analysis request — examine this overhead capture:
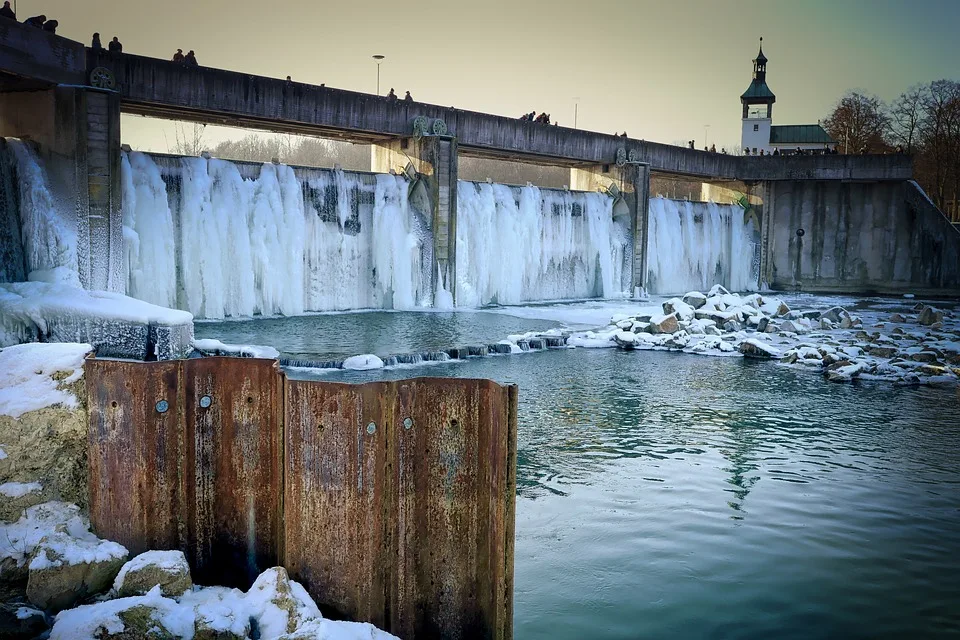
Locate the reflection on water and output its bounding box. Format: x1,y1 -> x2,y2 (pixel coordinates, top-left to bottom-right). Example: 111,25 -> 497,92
307,347 -> 960,638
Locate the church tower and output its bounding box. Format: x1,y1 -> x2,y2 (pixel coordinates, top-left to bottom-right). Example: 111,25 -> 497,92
740,38 -> 776,154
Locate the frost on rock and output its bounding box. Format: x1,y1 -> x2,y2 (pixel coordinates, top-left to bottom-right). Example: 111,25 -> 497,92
0,282 -> 193,360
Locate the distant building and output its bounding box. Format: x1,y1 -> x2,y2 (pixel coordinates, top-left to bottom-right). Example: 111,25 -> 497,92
740,39 -> 836,155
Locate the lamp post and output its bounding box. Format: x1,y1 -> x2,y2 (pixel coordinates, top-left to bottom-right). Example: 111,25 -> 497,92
704,124 -> 710,149
573,97 -> 580,130
372,55 -> 385,96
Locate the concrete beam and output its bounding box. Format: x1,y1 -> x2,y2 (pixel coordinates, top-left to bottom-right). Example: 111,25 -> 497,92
0,20 -> 85,89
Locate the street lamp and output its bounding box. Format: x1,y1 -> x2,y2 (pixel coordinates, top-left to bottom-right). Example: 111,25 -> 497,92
704,124 -> 710,149
372,55 -> 385,96
573,97 -> 580,130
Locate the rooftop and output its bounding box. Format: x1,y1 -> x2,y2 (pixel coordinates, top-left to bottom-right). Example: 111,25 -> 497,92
770,125 -> 836,145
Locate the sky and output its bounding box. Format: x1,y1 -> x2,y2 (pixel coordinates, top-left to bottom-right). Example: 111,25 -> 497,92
17,0 -> 960,152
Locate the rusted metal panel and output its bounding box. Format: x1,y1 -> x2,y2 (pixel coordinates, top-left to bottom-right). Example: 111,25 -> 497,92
283,377 -> 391,627
86,357 -> 184,554
391,377 -> 515,640
183,357 -> 283,588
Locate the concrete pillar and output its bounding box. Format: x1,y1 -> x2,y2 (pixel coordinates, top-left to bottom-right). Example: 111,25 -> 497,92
758,181 -> 775,287
83,90 -> 123,292
569,163 -> 650,295
372,135 -> 459,303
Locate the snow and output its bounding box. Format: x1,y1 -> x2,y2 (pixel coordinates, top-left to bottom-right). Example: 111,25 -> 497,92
50,586 -> 194,640
0,281 -> 192,347
0,481 -> 41,498
112,550 -> 190,593
178,586 -> 250,637
343,354 -> 385,370
28,530 -> 128,571
0,502 -> 93,567
0,342 -> 91,418
192,338 -> 280,360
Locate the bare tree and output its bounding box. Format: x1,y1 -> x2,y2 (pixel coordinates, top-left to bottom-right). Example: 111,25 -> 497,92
888,85 -> 928,153
916,80 -> 960,208
169,122 -> 207,156
823,92 -> 890,154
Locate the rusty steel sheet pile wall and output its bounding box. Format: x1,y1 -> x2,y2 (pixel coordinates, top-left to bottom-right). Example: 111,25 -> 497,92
86,356 -> 517,639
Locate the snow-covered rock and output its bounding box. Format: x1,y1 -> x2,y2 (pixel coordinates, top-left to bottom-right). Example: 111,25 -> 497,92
613,330 -> 639,350
681,291 -> 707,309
342,354 -> 385,370
113,551 -> 192,598
662,298 -> 695,322
191,339 -> 280,360
49,585 -> 192,640
648,314 -> 679,335
739,339 -> 780,359
26,531 -> 128,612
918,305 -> 944,326
0,603 -> 48,639
0,343 -> 90,419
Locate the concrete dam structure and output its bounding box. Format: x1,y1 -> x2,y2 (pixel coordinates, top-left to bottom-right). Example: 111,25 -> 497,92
1,19 -> 958,302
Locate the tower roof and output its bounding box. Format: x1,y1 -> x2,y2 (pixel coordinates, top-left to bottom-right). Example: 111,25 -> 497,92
741,81 -> 776,102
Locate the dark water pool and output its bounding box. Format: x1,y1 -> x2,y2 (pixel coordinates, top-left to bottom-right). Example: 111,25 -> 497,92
297,347 -> 960,638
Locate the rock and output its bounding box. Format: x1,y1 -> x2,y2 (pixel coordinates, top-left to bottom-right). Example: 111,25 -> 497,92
889,313 -> 907,323
663,298 -> 695,321
776,302 -> 790,317
918,306 -> 944,326
825,360 -> 867,382
614,330 -> 639,350
782,351 -> 799,364
0,603 -> 48,639
722,321 -> 742,333
930,321 -> 943,331
246,567 -> 321,638
819,318 -> 836,330
820,307 -> 846,323
681,291 -> 707,309
704,325 -> 722,336
0,483 -> 46,522
26,532 -> 128,612
707,284 -> 730,297
909,351 -> 941,363
648,314 -> 679,335
756,317 -> 769,333
49,587 -> 192,640
779,320 -> 806,334
631,322 -> 651,334
919,365 -> 950,376
114,550 -> 192,598
615,319 -> 633,330
632,314 -> 653,323
839,312 -> 858,329
739,339 -> 780,359
799,310 -> 822,320
866,346 -> 898,358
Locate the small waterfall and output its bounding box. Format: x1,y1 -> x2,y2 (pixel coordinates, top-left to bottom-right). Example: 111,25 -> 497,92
3,139 -> 79,286
0,140 -> 26,283
645,197 -> 759,294
455,181 -> 629,307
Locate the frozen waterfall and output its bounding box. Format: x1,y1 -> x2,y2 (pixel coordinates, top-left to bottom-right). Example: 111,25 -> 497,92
120,152 -> 432,319
645,197 -> 759,294
455,182 -> 630,307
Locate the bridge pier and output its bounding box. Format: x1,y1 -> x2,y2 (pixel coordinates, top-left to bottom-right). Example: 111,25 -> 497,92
570,163 -> 650,296
0,84 -> 122,291
372,135 -> 459,303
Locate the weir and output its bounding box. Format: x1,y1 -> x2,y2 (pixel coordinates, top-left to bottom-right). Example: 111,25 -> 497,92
1,18 -> 958,304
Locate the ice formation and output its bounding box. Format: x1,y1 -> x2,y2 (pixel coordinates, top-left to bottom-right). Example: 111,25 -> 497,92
6,139 -> 80,286
455,181 -> 629,307
646,197 -> 758,294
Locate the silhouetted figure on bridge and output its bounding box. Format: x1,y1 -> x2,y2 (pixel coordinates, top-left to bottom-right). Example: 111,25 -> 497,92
172,49 -> 184,63
108,36 -> 122,53
91,32 -> 102,49
710,143 -> 716,152
23,14 -> 46,28
386,88 -> 397,102
621,132 -> 628,138
773,148 -> 780,156
42,19 -> 57,33
184,50 -> 198,66
0,2 -> 16,20
404,91 -> 413,102
688,140 -> 695,149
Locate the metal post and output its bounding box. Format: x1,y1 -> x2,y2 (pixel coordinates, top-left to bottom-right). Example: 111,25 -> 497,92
372,55 -> 385,96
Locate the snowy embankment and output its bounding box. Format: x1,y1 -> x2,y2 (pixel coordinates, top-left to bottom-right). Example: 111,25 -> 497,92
0,342 -> 397,639
556,285 -> 959,385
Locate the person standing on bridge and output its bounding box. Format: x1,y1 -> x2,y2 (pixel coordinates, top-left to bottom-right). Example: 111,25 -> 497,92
91,32 -> 102,49
404,91 -> 413,102
386,88 -> 397,102
23,14 -> 45,28
172,48 -> 184,63
108,36 -> 122,53
185,50 -> 198,66
0,2 -> 15,20
42,19 -> 58,34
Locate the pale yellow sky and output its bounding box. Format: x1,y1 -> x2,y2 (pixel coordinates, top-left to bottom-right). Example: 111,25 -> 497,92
19,0 -> 959,152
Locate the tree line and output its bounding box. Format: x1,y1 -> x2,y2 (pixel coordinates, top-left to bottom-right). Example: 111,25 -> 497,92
823,80 -> 960,211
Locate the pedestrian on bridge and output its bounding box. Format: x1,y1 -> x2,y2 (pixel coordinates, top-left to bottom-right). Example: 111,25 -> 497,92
185,50 -> 198,66
404,91 -> 413,102
42,19 -> 58,34
173,49 -> 184,63
23,14 -> 45,28
0,2 -> 15,20
91,32 -> 102,49
108,36 -> 122,53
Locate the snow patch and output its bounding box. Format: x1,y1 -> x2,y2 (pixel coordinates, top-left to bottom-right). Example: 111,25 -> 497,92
342,354 -> 385,370
0,342 -> 91,418
0,481 -> 42,498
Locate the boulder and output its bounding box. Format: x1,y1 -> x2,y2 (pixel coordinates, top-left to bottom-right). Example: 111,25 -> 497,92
930,321 -> 943,331
889,313 -> 907,323
49,587 -> 192,640
648,314 -> 679,335
866,346 -> 898,358
114,550 -> 192,598
245,567 -> 321,638
704,325 -> 723,336
779,320 -> 806,335
663,298 -> 695,322
613,330 -> 639,350
820,307 -> 846,324
909,351 -> 941,364
0,483 -> 46,522
26,532 -> 128,612
722,320 -> 742,333
756,317 -> 769,333
707,284 -> 730,297
0,603 -> 48,639
917,306 -> 944,326
776,302 -> 790,317
739,339 -> 780,359
919,364 -> 950,376
681,291 -> 708,309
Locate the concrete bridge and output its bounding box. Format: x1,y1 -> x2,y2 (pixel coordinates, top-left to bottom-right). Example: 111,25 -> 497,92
3,20 -> 957,298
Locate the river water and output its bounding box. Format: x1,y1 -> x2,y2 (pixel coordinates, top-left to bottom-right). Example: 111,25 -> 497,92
202,307 -> 960,638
